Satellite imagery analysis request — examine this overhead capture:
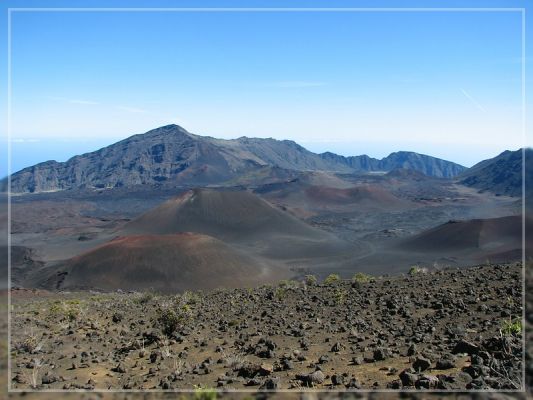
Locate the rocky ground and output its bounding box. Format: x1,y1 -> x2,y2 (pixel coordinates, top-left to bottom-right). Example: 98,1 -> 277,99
8,262 -> 524,393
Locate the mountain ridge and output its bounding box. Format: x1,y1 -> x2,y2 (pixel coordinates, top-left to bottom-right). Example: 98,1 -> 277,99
458,148 -> 532,197
7,124 -> 467,193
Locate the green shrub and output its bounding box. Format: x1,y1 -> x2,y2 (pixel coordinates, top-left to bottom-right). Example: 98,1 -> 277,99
134,292 -> 154,306
278,279 -> 299,289
501,319 -> 522,336
48,301 -> 62,316
333,288 -> 347,305
66,307 -> 80,321
157,308 -> 181,337
352,272 -> 372,283
274,287 -> 287,300
324,274 -> 341,285
182,290 -> 201,305
193,386 -> 217,400
48,300 -> 82,321
305,275 -> 317,286
409,265 -> 427,276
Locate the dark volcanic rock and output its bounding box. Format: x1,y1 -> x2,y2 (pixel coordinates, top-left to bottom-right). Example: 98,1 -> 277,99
412,356 -> 431,372
453,340 -> 480,355
8,262 -> 523,391
436,354 -> 456,370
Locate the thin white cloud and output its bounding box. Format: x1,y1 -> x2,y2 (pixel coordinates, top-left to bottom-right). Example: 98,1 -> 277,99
11,138 -> 41,143
460,88 -> 486,113
47,96 -> 99,105
68,99 -> 99,105
116,106 -> 147,114
272,81 -> 326,88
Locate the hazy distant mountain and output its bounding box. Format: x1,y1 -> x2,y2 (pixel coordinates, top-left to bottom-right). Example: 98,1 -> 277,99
8,124 -> 467,193
459,148 -> 532,197
320,151 -> 466,178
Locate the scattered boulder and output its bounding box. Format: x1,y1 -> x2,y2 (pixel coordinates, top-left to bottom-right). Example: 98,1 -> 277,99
412,355 -> 431,372
452,340 -> 479,355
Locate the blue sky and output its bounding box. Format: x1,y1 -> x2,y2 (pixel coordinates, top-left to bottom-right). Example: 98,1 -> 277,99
0,0 -> 531,176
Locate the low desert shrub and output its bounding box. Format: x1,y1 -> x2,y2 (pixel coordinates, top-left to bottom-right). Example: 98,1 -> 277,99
333,288 -> 347,305
305,275 -> 317,286
409,265 -> 427,275
324,274 -> 340,285
48,299 -> 83,322
274,286 -> 287,300
352,272 -> 373,283
501,319 -> 522,336
134,292 -> 154,306
157,308 -> 181,337
193,386 -> 217,400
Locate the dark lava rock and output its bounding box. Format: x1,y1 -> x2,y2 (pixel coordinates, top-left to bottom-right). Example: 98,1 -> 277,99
387,379 -> 402,389
331,374 -> 345,386
297,369 -> 325,387
309,370 -> 325,385
399,368 -> 418,387
351,356 -> 364,365
330,342 -> 343,352
415,374 -> 439,389
318,355 -> 329,364
412,355 -> 431,372
345,377 -> 361,389
281,358 -> 293,370
436,354 -> 456,370
238,363 -> 261,379
112,363 -> 126,373
260,377 -> 280,390
112,313 -> 123,323
373,347 -> 392,361
41,373 -> 58,385
452,340 -> 479,355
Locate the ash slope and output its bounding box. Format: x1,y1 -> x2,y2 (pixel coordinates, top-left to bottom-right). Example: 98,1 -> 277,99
256,176 -> 411,216
8,124 -> 466,193
31,233 -> 285,293
122,188 -> 352,260
398,215 -> 531,263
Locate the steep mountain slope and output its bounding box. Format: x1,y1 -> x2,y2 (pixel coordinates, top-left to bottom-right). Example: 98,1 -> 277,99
33,233 -> 284,292
458,148 -> 532,197
8,124 -> 466,193
9,125 -> 262,193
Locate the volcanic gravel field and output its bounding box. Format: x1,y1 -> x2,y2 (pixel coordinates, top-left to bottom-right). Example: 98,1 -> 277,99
10,262 -> 523,392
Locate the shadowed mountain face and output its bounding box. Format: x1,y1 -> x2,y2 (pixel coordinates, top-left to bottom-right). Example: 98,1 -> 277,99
8,124 -> 466,193
458,148 -> 532,197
